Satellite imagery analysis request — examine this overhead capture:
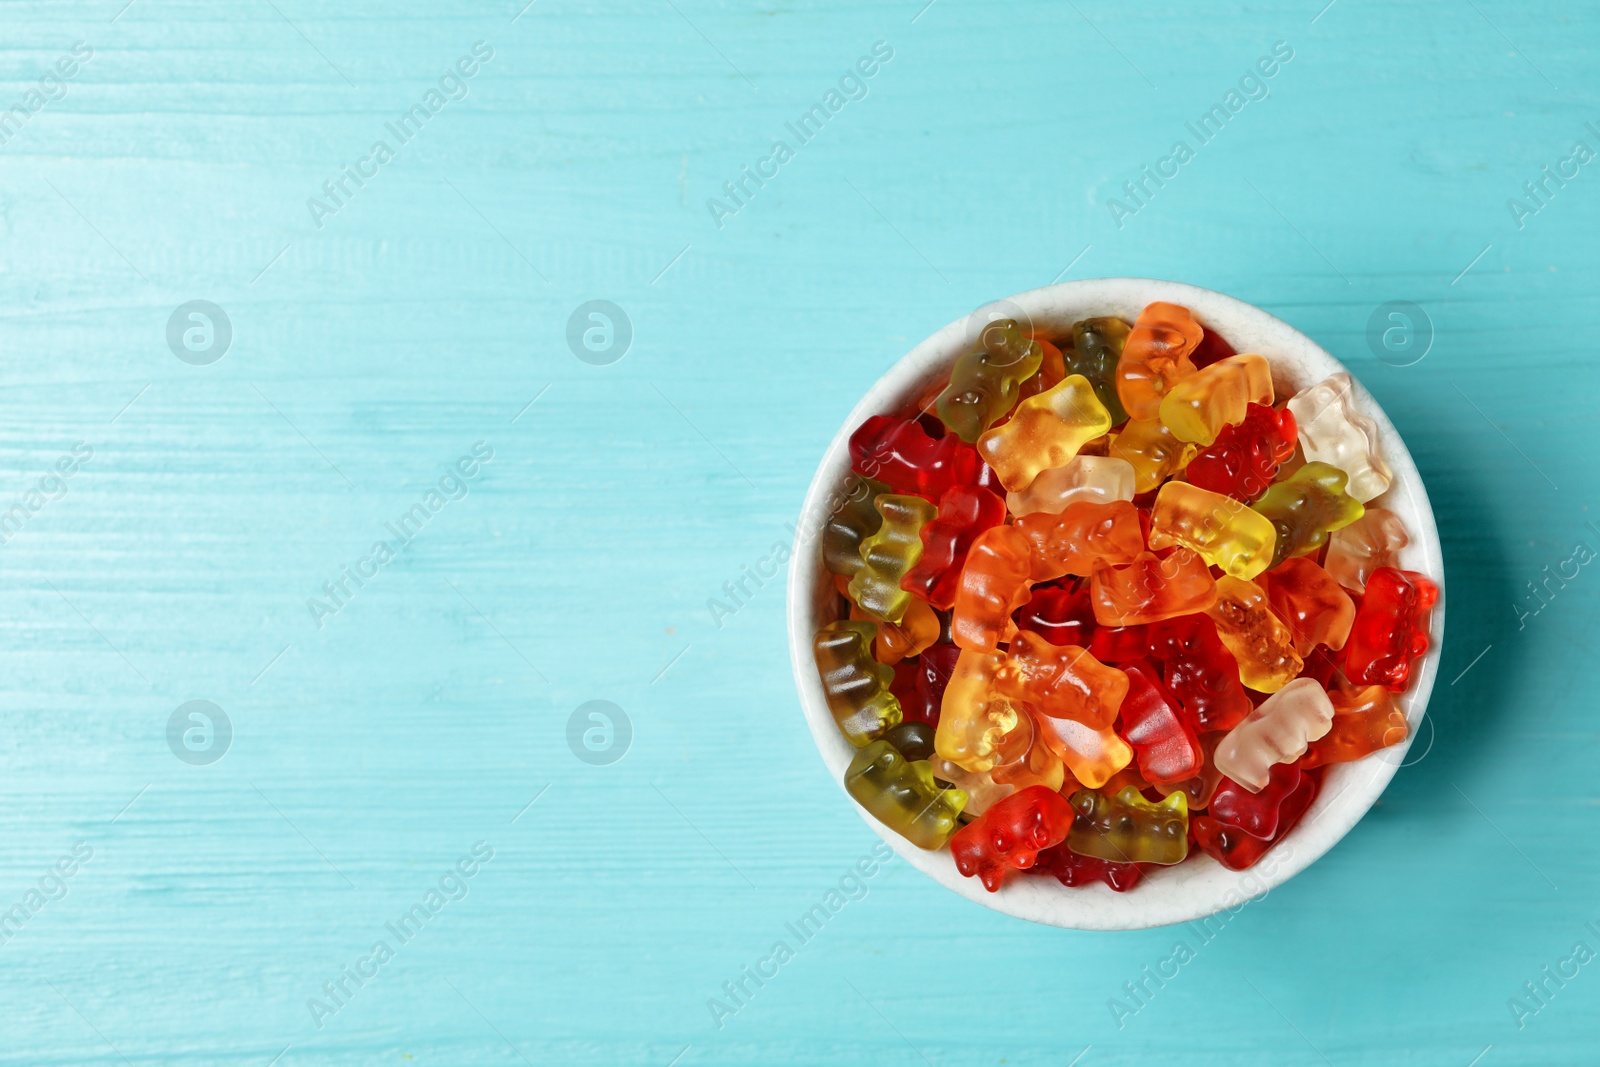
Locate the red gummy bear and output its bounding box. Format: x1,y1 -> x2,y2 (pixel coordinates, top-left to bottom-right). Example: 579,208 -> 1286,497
905,642 -> 960,725
900,485 -> 1006,609
1342,567 -> 1438,691
1146,614 -> 1253,733
951,785 -> 1074,892
1208,762 -> 1304,839
1015,582 -> 1097,648
1184,403 -> 1297,502
1031,842 -> 1147,892
1192,768 -> 1318,871
1117,661 -> 1203,786
849,415 -> 984,503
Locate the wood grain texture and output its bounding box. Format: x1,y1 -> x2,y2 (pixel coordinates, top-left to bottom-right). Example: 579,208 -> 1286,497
0,0 -> 1594,1062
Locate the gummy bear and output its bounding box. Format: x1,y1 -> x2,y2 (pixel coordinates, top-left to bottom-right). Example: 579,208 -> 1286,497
936,319 -> 1045,442
934,649 -> 1021,771
813,620 -> 903,745
1005,455 -> 1136,517
1191,769 -> 1317,871
950,525 -> 1034,651
1091,548 -> 1218,627
1158,353 -> 1275,446
1067,316 -> 1132,425
1032,841 -> 1147,892
994,631 -> 1129,729
1208,762 -> 1304,839
1342,567 -> 1438,691
1116,661 -> 1203,785
1205,575 -> 1305,692
951,784 -> 1076,892
1249,461 -> 1365,568
1115,302 -> 1202,421
849,415 -> 984,502
1109,418 -> 1199,494
988,712 -> 1069,793
1323,506 -> 1409,594
822,471 -> 888,578
848,494 -> 936,623
899,485 -> 1006,610
1148,481 -> 1278,580
1302,684 -> 1409,768
1034,714 -> 1133,788
1014,500 -> 1146,582
977,375 -> 1113,492
1015,582 -> 1097,648
845,739 -> 967,850
1253,556 -> 1356,655
1185,402 -> 1297,502
1285,372 -> 1393,503
1146,614 -> 1253,733
1213,678 -> 1334,791
1067,786 -> 1189,866
1154,731 -> 1226,810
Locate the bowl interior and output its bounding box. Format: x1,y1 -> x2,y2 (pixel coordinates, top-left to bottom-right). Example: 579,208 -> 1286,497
786,277 -> 1445,931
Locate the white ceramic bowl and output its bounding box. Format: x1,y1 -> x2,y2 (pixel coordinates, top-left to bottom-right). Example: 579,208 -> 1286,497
787,277 -> 1445,930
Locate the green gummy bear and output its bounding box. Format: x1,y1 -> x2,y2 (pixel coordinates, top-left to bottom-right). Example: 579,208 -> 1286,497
813,621 -> 902,746
822,472 -> 889,578
936,319 -> 1044,442
1067,786 -> 1189,866
845,739 -> 967,850
848,494 -> 935,623
1249,461 -> 1365,568
1068,317 -> 1131,426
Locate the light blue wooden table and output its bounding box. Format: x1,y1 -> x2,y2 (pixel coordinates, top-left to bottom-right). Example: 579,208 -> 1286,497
0,0 -> 1594,1063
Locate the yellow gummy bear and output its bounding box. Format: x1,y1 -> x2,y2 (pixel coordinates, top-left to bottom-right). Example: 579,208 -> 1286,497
1109,418 -> 1199,494
934,649 -> 1023,772
1205,575 -> 1305,693
977,375 -> 1112,493
1159,354 -> 1274,446
1148,481 -> 1278,581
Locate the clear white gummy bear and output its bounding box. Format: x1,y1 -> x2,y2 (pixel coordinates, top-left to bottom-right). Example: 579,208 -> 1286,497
1005,455 -> 1136,516
1323,507 -> 1409,593
1213,678 -> 1334,792
1285,372 -> 1393,503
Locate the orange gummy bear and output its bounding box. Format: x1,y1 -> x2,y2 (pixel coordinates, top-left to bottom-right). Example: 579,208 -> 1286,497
1253,556 -> 1356,656
1090,548 -> 1218,627
993,631 -> 1130,729
1034,714 -> 1134,788
1115,302 -> 1203,421
951,525 -> 1034,651
1012,500 -> 1146,582
1301,685 -> 1409,768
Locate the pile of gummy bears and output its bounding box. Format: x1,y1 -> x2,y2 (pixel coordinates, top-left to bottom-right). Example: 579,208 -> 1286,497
813,302 -> 1437,893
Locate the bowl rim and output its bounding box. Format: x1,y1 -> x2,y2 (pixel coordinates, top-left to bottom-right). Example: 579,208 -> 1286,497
786,277 -> 1445,930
